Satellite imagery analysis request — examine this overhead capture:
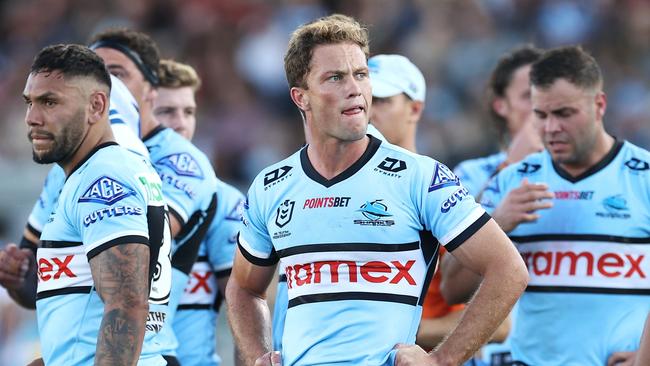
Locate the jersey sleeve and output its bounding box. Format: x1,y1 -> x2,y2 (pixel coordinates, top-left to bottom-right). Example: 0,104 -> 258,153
478,172 -> 506,215
418,160 -> 490,252
154,150 -> 212,228
206,184 -> 245,276
453,161 -> 482,198
27,165 -> 66,234
237,180 -> 278,266
70,169 -> 151,260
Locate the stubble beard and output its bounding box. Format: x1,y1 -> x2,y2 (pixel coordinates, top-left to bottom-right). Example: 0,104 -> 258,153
32,109 -> 86,165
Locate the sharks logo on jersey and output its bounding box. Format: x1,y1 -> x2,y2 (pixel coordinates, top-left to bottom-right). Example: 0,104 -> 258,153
157,152 -> 205,179
428,162 -> 459,192
78,176 -> 136,205
596,194 -> 631,219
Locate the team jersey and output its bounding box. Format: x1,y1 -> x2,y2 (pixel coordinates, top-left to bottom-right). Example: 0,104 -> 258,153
454,151 -> 506,198
36,143 -> 171,366
173,180 -> 245,366
271,123 -> 388,352
143,125 -> 218,356
27,76 -> 147,235
481,140 -> 650,366
239,135 -> 490,365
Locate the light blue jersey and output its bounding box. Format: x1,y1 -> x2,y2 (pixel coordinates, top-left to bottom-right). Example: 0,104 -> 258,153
143,126 -> 219,357
240,135 -> 489,365
173,180 -> 244,366
481,140 -> 650,366
36,143 -> 170,366
453,151 -> 506,198
271,123 -> 389,352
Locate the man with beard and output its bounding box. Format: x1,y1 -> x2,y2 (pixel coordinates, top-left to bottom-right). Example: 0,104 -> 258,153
4,44 -> 169,365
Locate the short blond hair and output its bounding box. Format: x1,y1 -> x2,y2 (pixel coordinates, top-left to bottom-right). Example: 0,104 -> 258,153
158,59 -> 202,91
284,14 -> 369,89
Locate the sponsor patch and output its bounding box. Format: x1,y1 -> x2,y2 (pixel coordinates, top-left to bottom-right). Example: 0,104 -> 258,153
625,158 -> 649,172
79,176 -> 135,205
441,187 -> 470,213
554,191 -> 594,200
303,197 -> 351,209
264,166 -> 293,190
375,157 -> 407,177
156,153 -> 204,179
83,206 -> 144,227
428,163 -> 459,192
517,162 -> 542,175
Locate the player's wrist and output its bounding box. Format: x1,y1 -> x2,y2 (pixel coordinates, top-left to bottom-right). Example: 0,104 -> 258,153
428,349 -> 458,366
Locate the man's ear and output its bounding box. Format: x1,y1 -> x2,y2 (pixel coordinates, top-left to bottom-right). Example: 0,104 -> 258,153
594,91 -> 607,121
290,87 -> 310,112
88,90 -> 109,124
409,100 -> 424,124
492,97 -> 508,118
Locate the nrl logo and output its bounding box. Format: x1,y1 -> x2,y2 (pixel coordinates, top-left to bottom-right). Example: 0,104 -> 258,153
79,176 -> 135,205
275,199 -> 295,228
156,153 -> 204,178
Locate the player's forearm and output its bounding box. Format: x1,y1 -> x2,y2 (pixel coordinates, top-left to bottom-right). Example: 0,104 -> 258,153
95,304 -> 148,365
432,261 -> 527,365
92,244 -> 150,365
227,280 -> 273,364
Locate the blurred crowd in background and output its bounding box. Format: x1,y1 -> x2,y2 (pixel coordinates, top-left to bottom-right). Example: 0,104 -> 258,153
0,0 -> 649,364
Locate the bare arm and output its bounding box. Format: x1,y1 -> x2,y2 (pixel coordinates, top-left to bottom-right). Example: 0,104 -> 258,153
434,220 -> 527,364
397,219 -> 528,366
416,309 -> 463,350
439,254 -> 481,305
217,275 -> 244,366
90,243 -> 150,366
226,247 -> 277,365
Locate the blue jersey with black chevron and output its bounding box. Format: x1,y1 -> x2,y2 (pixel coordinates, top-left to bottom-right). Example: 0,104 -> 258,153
239,135 -> 489,366
36,143 -> 170,366
481,140 -> 650,366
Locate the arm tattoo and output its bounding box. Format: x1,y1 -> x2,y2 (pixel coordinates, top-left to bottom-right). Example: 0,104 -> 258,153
91,244 -> 150,365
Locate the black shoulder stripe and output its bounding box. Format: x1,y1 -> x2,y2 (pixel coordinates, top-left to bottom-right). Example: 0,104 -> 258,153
86,235 -> 149,260
445,212 -> 491,252
237,235 -> 278,267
